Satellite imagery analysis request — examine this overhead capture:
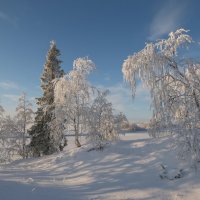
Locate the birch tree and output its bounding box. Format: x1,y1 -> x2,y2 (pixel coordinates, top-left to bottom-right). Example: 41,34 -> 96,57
16,92 -> 34,158
87,90 -> 119,149
0,114 -> 19,163
0,105 -> 4,133
114,112 -> 129,131
54,57 -> 95,147
122,29 -> 200,162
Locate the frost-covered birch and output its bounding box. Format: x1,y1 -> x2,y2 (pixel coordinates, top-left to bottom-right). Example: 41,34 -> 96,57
0,114 -> 19,163
122,28 -> 200,162
0,105 -> 4,133
54,57 -> 95,147
114,112 -> 129,131
16,92 -> 34,158
87,90 -> 119,149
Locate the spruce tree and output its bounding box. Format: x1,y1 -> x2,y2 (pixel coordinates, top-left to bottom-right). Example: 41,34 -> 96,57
29,41 -> 65,157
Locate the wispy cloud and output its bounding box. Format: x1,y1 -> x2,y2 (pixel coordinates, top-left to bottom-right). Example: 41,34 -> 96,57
2,94 -> 20,102
1,94 -> 37,116
0,11 -> 18,27
96,83 -> 152,122
0,81 -> 19,90
149,0 -> 188,40
103,73 -> 111,81
2,93 -> 36,104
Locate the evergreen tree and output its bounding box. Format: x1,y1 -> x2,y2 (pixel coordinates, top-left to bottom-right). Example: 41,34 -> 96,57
29,41 -> 65,157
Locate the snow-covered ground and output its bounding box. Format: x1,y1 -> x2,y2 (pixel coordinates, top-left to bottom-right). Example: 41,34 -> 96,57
1,132 -> 200,200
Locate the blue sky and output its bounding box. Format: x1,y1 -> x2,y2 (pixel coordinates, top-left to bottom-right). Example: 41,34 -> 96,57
0,0 -> 200,122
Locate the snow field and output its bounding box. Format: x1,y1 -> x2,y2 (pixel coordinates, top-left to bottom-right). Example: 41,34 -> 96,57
0,132 -> 200,200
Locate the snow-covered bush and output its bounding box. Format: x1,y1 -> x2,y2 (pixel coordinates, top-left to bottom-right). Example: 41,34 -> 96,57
87,90 -> 119,150
114,112 -> 129,131
160,164 -> 184,180
122,28 -> 200,163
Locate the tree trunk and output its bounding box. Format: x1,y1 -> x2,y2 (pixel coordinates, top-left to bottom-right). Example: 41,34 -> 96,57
74,118 -> 81,147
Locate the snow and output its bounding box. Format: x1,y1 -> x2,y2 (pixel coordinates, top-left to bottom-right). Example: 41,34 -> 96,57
122,29 -> 200,163
0,132 -> 200,200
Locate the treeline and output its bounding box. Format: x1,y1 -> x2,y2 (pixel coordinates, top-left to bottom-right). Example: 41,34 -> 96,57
0,93 -> 34,162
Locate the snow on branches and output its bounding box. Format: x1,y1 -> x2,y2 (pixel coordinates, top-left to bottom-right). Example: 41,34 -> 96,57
122,28 -> 200,163
54,57 -> 121,149
87,90 -> 119,150
54,57 -> 95,147
16,92 -> 34,158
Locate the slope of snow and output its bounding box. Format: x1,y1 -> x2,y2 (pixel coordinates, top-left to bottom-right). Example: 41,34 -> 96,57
0,132 -> 200,200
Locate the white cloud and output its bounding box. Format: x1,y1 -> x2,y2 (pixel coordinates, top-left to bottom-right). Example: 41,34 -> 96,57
149,0 -> 187,40
2,94 -> 36,105
0,11 -> 18,27
103,73 -> 111,81
96,83 -> 152,122
0,81 -> 19,90
2,94 -> 20,102
0,94 -> 37,117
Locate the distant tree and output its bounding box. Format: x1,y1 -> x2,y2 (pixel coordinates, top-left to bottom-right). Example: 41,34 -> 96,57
1,115 -> 18,135
16,92 -> 34,158
114,112 -> 129,131
29,41 -> 65,157
87,90 -> 119,150
54,57 -> 95,147
0,105 -> 4,133
0,105 -> 4,115
0,115 -> 19,163
122,29 -> 200,162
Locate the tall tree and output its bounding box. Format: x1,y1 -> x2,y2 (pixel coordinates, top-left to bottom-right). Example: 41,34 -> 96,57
16,92 -> 34,158
122,29 -> 200,162
29,41 -> 65,156
54,57 -> 95,147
